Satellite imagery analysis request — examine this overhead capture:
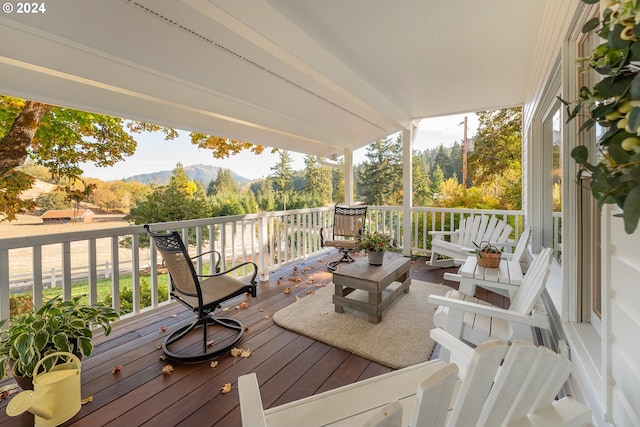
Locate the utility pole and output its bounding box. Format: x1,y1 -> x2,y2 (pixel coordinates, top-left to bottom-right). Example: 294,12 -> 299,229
462,116 -> 468,190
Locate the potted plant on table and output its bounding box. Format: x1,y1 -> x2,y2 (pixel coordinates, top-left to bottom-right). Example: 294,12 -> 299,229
0,295 -> 119,390
356,231 -> 395,266
562,0 -> 640,234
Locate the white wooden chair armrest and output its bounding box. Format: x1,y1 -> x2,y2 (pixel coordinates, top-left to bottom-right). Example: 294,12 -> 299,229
428,295 -> 549,328
429,328 -> 475,379
428,230 -> 458,236
238,373 -> 268,427
241,360 -> 447,427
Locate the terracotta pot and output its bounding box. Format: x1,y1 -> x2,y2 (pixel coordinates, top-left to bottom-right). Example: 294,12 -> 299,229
368,250 -> 385,266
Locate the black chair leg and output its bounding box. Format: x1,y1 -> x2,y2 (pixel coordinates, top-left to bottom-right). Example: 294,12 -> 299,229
327,249 -> 357,271
163,316 -> 244,363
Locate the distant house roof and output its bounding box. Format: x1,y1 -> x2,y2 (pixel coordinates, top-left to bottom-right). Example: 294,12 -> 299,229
41,209 -> 94,219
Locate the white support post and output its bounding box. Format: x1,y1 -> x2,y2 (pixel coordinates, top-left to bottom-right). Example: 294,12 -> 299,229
403,125 -> 415,256
343,148 -> 354,206
258,216 -> 269,281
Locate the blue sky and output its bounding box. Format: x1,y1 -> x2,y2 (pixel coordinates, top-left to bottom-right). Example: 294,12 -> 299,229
80,113 -> 479,181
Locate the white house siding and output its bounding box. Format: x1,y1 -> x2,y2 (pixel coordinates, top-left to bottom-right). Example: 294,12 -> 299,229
603,207 -> 640,426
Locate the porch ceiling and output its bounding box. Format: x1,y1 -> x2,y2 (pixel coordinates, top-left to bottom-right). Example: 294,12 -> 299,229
0,0 -> 548,159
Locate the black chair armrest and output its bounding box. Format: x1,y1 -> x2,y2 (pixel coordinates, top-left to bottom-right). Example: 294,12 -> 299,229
320,224 -> 334,247
191,250 -> 222,273
199,261 -> 259,286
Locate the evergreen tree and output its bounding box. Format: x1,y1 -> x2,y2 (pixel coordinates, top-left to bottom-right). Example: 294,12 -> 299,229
303,155 -> 333,206
212,169 -> 237,195
431,164 -> 445,196
412,154 -> 432,207
270,150 -> 294,210
358,136 -> 402,205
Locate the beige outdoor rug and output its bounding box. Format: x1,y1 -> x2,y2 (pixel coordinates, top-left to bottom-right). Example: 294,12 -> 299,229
272,280 -> 453,369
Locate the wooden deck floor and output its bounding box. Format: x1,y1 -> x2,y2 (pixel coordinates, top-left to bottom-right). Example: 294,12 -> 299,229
0,253 -> 508,427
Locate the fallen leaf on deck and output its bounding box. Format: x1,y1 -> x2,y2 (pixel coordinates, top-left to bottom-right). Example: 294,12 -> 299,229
307,279 -> 314,284
306,290 -> 314,295
170,313 -> 177,318
81,396 -> 94,405
320,311 -> 329,316
295,295 -> 301,302
210,361 -> 219,368
206,340 -> 215,347
259,308 -> 264,312
159,326 -> 167,332
293,278 -> 301,282
234,305 -> 240,310
293,266 -> 298,271
239,301 -> 249,309
220,383 -> 232,394
283,287 -> 291,294
230,348 -> 243,357
112,365 -> 123,374
241,348 -> 251,358
159,355 -> 167,360
222,307 -> 230,312
276,280 -> 281,285
162,364 -> 174,375
155,342 -> 162,350
0,384 -> 18,401
264,315 -> 271,319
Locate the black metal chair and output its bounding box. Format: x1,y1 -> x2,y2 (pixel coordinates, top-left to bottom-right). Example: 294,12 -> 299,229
320,205 -> 368,271
145,225 -> 258,363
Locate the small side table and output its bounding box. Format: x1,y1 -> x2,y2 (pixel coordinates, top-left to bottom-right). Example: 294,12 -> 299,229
458,255 -> 523,298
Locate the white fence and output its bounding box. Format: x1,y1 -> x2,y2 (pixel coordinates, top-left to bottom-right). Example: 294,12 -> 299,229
0,206 -> 534,322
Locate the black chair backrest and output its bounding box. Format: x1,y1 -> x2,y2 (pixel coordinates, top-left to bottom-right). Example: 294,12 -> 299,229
332,206 -> 367,239
145,226 -> 200,299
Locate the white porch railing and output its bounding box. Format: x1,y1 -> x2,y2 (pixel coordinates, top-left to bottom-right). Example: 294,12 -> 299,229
0,206 -> 536,323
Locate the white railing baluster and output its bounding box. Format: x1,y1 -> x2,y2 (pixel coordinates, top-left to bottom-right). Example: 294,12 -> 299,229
62,242 -> 72,300
88,239 -> 97,306
110,236 -> 120,314
32,245 -> 43,309
131,233 -> 140,314
0,248 -> 10,322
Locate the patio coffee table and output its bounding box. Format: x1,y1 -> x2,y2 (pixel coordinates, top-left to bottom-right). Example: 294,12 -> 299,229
332,252 -> 411,323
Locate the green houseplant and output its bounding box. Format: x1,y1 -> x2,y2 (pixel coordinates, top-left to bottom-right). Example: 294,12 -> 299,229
0,295 -> 119,388
356,231 -> 395,266
356,231 -> 394,252
563,0 -> 640,234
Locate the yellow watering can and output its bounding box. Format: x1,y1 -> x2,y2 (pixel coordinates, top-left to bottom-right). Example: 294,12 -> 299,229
6,352 -> 81,427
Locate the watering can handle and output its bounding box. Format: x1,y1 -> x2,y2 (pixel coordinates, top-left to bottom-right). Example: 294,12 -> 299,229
33,352 -> 81,380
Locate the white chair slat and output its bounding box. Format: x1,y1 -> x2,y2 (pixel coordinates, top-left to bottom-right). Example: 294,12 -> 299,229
409,363 -> 458,427
506,346 -> 568,421
472,215 -> 492,244
447,340 -> 508,427
509,248 -> 552,314
477,341 -> 541,426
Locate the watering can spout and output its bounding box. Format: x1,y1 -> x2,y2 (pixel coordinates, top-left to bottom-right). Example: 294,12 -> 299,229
5,352 -> 82,427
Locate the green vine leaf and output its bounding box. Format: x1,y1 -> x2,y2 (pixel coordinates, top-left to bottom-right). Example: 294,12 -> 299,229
622,185 -> 640,233
582,17 -> 600,33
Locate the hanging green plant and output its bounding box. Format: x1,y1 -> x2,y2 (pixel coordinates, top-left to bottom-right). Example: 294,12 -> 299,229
562,0 -> 640,234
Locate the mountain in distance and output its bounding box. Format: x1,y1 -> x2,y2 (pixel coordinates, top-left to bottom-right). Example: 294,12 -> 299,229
124,164 -> 252,185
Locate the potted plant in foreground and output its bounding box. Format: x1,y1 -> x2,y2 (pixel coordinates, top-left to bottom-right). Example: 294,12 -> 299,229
562,0 -> 640,234
0,295 -> 119,390
356,231 -> 395,266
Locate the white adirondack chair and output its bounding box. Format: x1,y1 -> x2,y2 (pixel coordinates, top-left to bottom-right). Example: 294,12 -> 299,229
444,227 -> 532,298
429,247 -> 553,354
237,330 -> 592,427
428,214 -> 514,268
